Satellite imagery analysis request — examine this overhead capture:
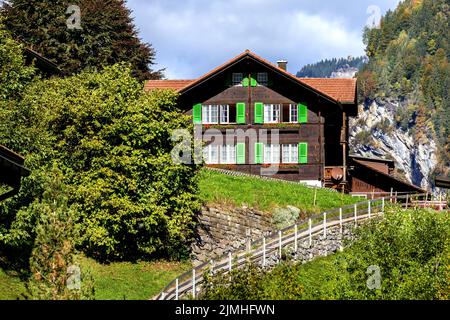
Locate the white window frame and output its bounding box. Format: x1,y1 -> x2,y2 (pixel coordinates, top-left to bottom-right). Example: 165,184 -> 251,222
264,104 -> 281,123
257,72 -> 268,85
220,144 -> 236,164
282,144 -> 298,164
202,105 -> 219,124
289,104 -> 298,123
203,144 -> 219,164
220,105 -> 229,124
232,73 -> 243,86
264,144 -> 280,164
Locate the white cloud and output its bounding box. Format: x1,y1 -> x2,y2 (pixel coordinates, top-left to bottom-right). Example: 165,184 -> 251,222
128,0 -> 401,79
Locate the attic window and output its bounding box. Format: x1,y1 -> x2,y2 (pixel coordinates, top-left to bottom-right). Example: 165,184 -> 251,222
257,72 -> 268,85
232,73 -> 243,85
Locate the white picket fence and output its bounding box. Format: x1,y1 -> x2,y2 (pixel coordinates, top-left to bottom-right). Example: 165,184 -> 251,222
155,192 -> 428,300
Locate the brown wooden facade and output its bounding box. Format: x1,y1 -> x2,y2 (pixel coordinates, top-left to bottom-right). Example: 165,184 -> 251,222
146,51 -> 358,190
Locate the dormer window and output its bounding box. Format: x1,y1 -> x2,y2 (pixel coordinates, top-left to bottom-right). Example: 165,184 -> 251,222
257,73 -> 268,86
232,73 -> 243,86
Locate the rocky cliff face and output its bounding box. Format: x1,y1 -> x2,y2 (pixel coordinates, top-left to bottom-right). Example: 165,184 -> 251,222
349,98 -> 437,191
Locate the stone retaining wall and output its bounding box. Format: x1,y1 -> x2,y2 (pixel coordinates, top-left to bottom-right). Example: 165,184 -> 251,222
192,205 -> 273,265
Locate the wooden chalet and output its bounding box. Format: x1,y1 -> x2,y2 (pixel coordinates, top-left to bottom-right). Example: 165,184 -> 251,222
0,145 -> 30,201
145,50 -> 425,195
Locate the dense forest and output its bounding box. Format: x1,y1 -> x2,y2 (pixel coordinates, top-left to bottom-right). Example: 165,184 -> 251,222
358,0 -> 449,178
296,56 -> 367,78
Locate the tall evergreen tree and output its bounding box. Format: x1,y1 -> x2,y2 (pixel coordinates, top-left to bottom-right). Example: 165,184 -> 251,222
1,0 -> 162,81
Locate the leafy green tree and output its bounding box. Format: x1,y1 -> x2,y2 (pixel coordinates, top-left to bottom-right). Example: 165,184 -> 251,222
4,63 -> 201,261
27,167 -> 95,300
0,20 -> 35,100
1,0 -> 162,81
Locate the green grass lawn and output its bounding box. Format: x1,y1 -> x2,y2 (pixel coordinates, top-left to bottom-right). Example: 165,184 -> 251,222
0,257 -> 191,300
0,268 -> 27,300
199,169 -> 359,213
79,256 -> 191,300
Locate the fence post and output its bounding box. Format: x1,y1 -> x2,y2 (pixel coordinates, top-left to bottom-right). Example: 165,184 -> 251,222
382,197 -> 385,213
278,231 -> 282,258
406,194 -> 409,209
294,224 -> 298,252
323,212 -> 327,237
262,237 -> 266,267
192,269 -> 196,299
354,204 -> 357,225
313,187 -> 317,207
309,218 -> 312,247
175,278 -> 179,300
229,252 -> 232,272
339,208 -> 343,234
390,188 -> 393,203
368,201 -> 371,218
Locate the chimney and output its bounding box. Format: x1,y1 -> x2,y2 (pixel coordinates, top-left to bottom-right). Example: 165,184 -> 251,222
277,60 -> 288,71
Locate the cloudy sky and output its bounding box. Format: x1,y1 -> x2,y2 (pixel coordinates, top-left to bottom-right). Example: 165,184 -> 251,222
127,0 -> 401,79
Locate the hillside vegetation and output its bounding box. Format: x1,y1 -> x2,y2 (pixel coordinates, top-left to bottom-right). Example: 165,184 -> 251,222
358,0 -> 449,178
0,257 -> 191,300
297,56 -> 366,78
199,170 -> 359,213
200,207 -> 450,300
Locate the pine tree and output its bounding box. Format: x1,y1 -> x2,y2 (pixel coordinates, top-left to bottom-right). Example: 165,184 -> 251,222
1,0 -> 162,81
27,167 -> 95,300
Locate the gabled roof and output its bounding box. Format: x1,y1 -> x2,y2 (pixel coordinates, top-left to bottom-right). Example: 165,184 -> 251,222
145,50 -> 357,104
352,158 -> 425,193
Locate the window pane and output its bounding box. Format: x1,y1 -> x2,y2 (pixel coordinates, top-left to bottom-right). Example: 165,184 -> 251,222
232,73 -> 243,85
290,104 -> 298,123
273,105 -> 280,122
203,146 -> 209,163
211,105 -> 218,123
257,73 -> 268,85
264,104 -> 271,123
220,105 -> 229,123
202,106 -> 208,124
210,145 -> 219,164
282,145 -> 290,163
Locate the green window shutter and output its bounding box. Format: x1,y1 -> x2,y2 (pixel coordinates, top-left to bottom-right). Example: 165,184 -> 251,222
242,78 -> 250,87
298,143 -> 308,164
298,103 -> 308,123
254,102 -> 264,124
193,103 -> 202,124
236,102 -> 246,124
255,143 -> 263,164
236,143 -> 246,164
250,74 -> 258,87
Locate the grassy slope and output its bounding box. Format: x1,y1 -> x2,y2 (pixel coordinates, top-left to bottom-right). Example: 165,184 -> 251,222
1,170 -> 360,300
0,269 -> 27,300
199,169 -> 358,213
0,257 -> 191,300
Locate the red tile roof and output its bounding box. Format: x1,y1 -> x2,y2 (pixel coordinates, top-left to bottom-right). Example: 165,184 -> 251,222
144,80 -> 194,91
145,50 -> 357,104
299,78 -> 357,105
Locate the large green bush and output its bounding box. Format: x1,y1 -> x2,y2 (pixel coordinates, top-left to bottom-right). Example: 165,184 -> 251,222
0,59 -> 201,261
